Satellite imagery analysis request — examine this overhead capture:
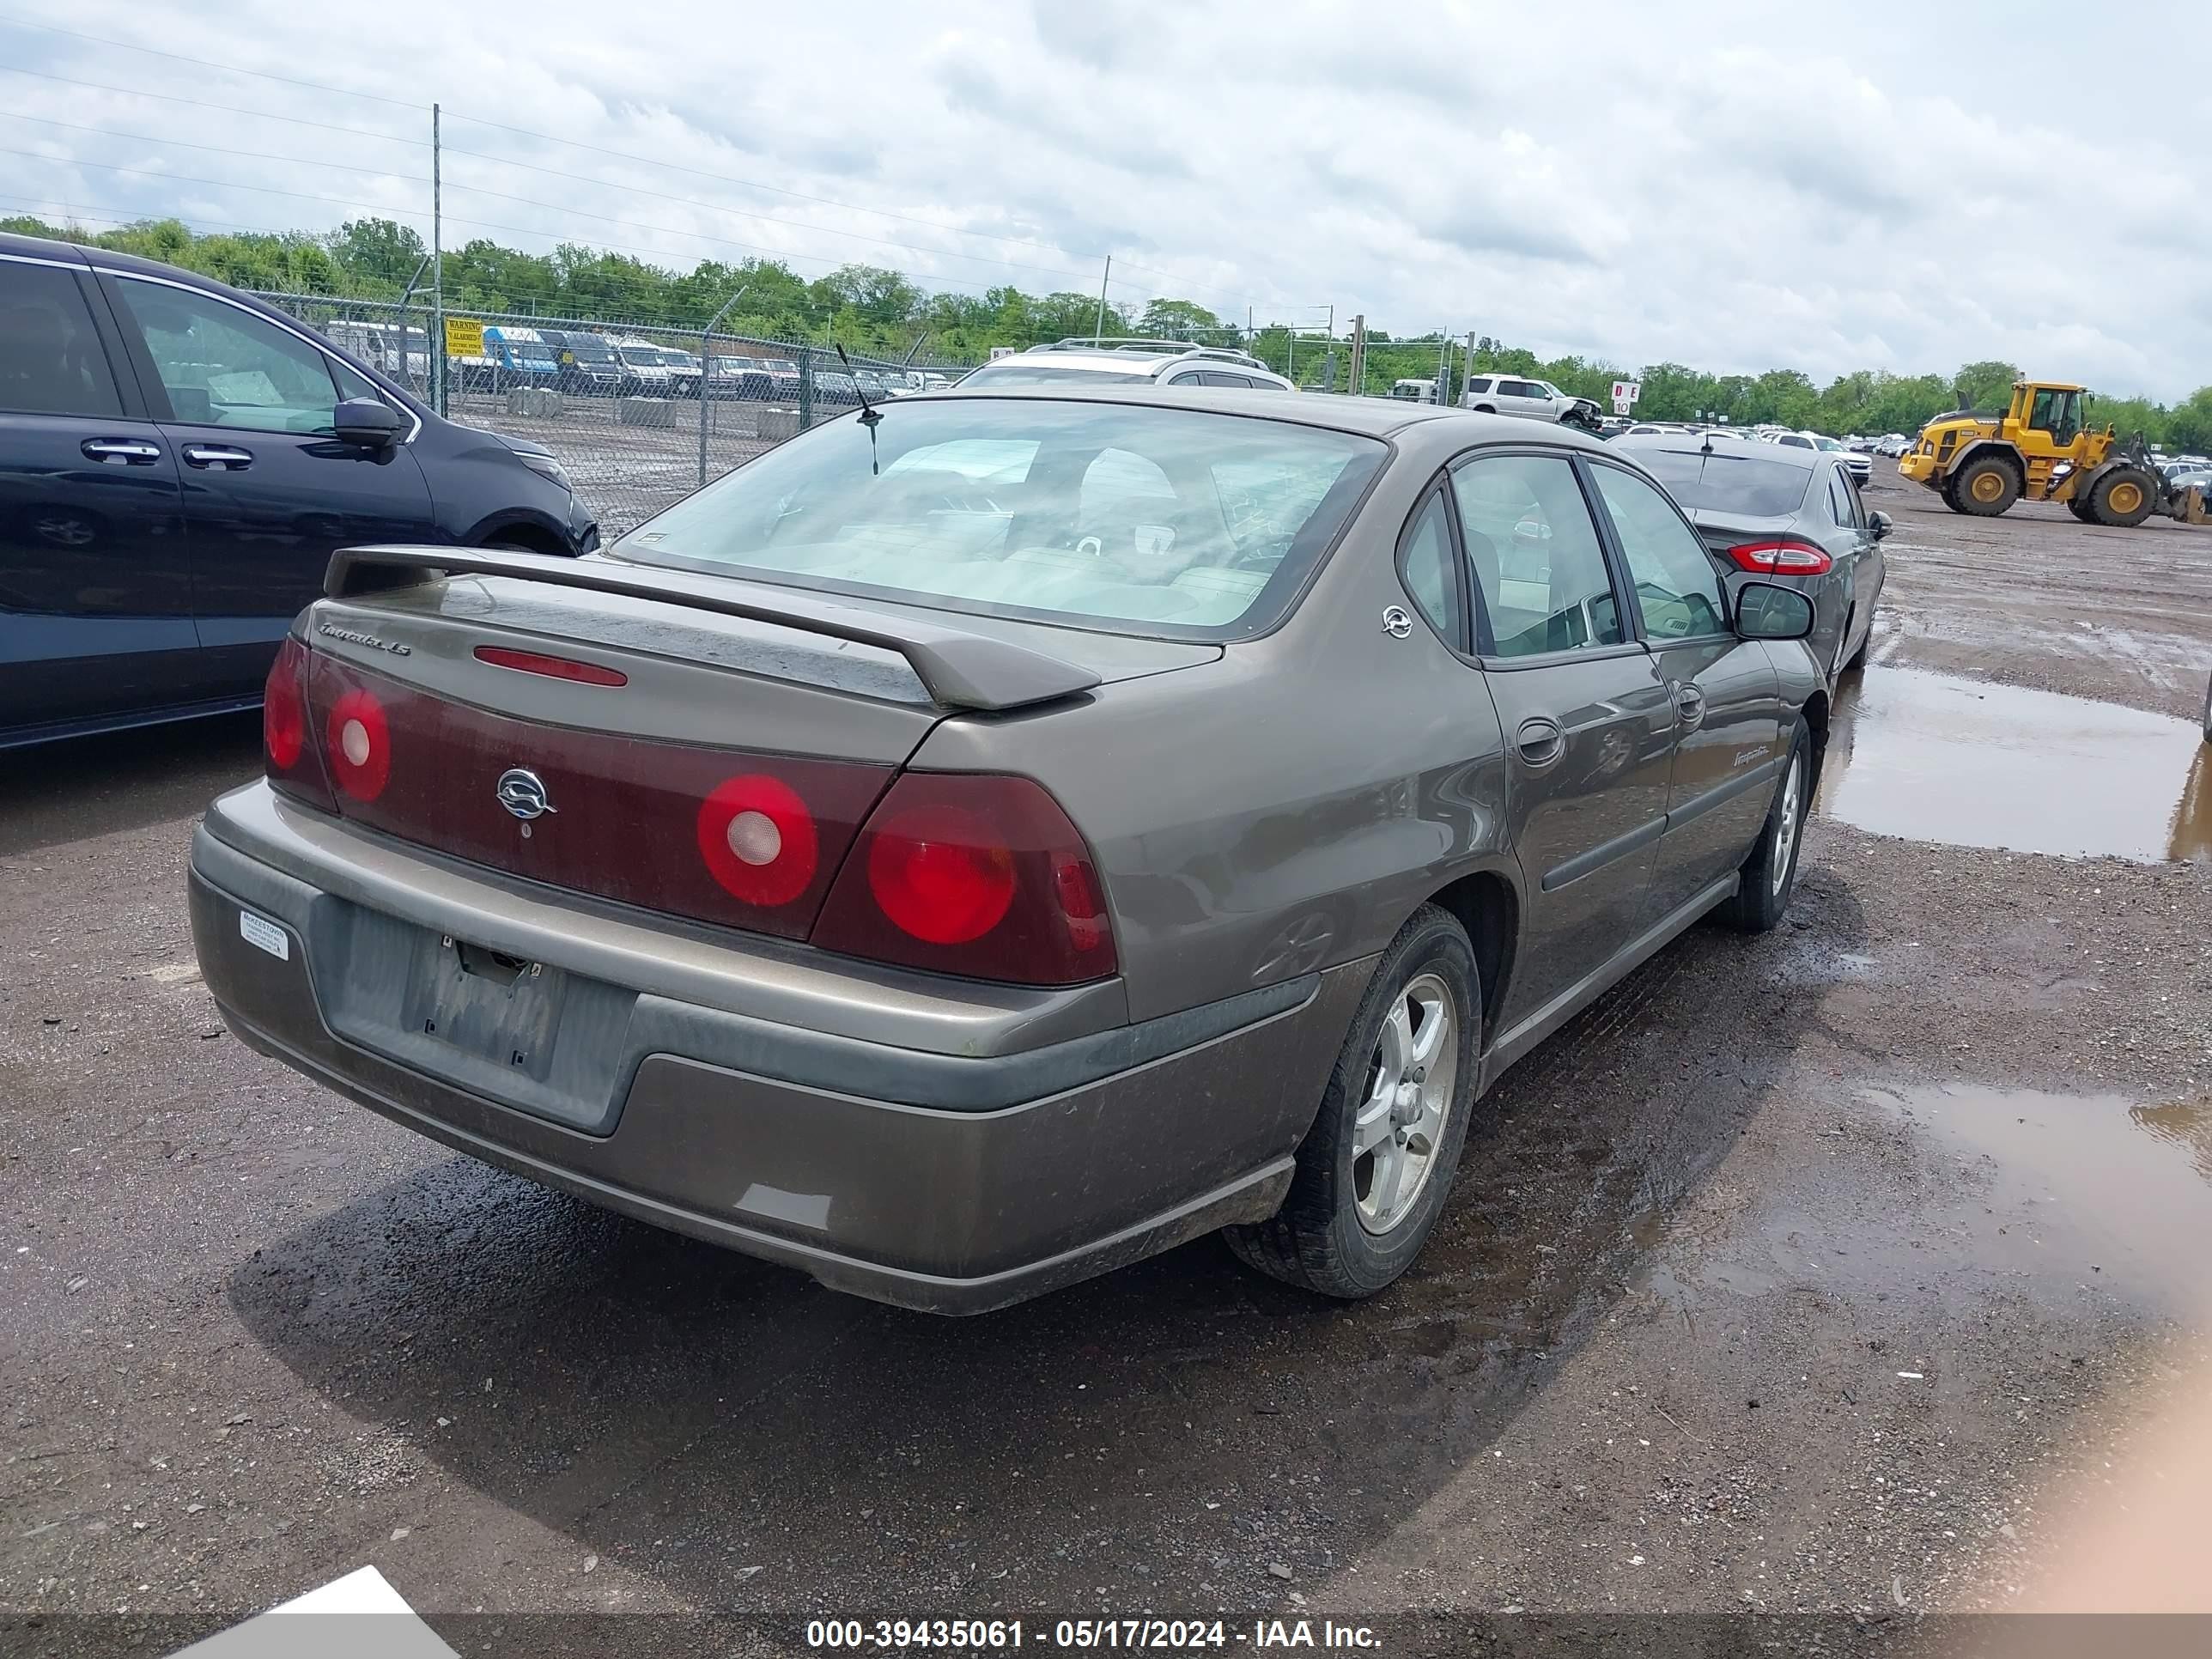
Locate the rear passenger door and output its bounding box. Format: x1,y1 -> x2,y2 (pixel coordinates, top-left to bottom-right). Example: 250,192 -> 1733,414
101,272 -> 437,700
0,252 -> 197,733
1502,380 -> 1548,419
1585,460 -> 1787,926
1446,449 -> 1677,1028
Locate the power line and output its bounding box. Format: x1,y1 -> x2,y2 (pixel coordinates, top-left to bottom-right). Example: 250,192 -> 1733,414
0,190 -> 943,315
1,14 -> 1261,311
439,212 -> 1070,301
13,108 -> 1146,299
0,65 -> 426,146
442,115 -> 1258,307
0,15 -> 422,109
0,174 -> 1138,313
1,147 -> 428,220
0,191 -> 345,243
441,155 -> 1110,286
439,193 -> 1200,309
0,194 -> 1210,343
1,112 -> 428,181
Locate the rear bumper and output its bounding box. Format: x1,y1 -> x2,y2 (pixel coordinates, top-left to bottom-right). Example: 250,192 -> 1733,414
189,786 -> 1368,1313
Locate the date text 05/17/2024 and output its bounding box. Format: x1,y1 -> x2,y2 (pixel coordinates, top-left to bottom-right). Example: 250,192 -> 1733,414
805,1619 -> 1384,1650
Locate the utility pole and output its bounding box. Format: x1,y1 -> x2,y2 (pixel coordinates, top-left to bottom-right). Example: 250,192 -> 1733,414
1348,314 -> 1366,398
1435,334 -> 1449,404
1092,254 -> 1111,343
1463,331 -> 1477,407
430,101 -> 444,416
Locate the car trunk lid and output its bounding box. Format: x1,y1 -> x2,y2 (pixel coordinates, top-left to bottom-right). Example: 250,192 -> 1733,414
289,548 -> 1210,945
1686,508 -> 1802,559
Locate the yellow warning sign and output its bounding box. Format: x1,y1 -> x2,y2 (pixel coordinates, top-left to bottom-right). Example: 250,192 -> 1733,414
442,317 -> 486,358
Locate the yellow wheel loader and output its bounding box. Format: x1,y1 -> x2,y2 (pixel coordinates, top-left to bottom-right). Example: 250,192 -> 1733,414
1897,380 -> 2167,526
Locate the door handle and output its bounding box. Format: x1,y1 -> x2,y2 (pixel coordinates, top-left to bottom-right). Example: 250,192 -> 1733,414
81,438 -> 161,465
1514,715 -> 1566,769
1672,683 -> 1706,728
181,444 -> 254,471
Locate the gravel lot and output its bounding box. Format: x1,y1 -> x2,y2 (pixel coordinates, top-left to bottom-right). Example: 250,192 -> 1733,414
3,459 -> 2208,1655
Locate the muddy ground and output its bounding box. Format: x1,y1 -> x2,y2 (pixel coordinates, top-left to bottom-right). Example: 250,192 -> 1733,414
2,461 -> 2209,1655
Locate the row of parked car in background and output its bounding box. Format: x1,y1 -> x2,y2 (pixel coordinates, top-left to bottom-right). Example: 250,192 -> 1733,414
1610,420 -> 1883,480
323,317 -> 951,405
2155,450 -> 2212,497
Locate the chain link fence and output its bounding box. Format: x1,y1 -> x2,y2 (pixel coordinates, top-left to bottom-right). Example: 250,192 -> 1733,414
252,290 -> 1491,535
250,291 -> 970,536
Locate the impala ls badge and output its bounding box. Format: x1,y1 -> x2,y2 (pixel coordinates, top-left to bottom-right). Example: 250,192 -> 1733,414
317,623 -> 410,656
495,768 -> 556,822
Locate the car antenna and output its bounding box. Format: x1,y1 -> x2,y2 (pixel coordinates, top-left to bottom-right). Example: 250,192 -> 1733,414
833,343 -> 883,475
835,343 -> 883,429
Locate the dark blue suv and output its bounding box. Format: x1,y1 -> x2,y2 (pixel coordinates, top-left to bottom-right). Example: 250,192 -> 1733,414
0,232 -> 598,749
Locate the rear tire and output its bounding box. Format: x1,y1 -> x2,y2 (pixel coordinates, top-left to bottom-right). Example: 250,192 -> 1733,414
1841,605 -> 1872,673
1953,454 -> 2021,517
1224,905 -> 1481,1300
1716,720 -> 1810,933
2087,465 -> 2157,527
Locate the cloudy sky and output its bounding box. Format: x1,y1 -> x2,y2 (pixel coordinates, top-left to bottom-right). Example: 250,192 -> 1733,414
4,1 -> 2206,398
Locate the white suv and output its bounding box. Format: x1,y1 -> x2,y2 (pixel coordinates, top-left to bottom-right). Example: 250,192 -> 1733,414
958,339 -> 1296,392
1461,374 -> 1601,430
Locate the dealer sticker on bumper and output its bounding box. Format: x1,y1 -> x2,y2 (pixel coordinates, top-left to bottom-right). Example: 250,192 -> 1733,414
239,908 -> 289,962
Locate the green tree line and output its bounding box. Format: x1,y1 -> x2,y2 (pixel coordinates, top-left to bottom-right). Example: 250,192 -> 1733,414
9,211 -> 2209,448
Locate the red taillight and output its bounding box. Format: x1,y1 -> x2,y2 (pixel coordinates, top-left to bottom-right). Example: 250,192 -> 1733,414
812,774 -> 1117,986
696,773 -> 818,908
325,686 -> 392,802
263,637 -> 307,769
1726,537 -> 1833,575
301,654 -> 889,941
263,636 -> 337,811
474,645 -> 628,687
866,803 -> 1017,944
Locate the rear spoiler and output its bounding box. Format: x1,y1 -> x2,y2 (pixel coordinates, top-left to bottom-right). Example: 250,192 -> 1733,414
324,545 -> 1102,713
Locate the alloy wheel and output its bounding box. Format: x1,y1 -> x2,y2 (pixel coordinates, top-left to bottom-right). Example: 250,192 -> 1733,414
1771,752 -> 1803,896
1352,973 -> 1459,1235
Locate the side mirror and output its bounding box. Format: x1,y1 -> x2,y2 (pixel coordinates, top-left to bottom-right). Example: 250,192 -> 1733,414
1869,509 -> 1893,540
1735,581 -> 1815,641
332,398 -> 403,452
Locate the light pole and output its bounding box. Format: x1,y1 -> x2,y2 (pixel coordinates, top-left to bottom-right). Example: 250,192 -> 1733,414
698,281 -> 750,486
1277,305 -> 1331,384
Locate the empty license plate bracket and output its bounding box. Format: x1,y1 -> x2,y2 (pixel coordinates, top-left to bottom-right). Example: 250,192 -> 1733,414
399,931 -> 569,1084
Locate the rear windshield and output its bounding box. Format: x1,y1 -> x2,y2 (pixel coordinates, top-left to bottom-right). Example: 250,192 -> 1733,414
616,399 -> 1387,640
959,363 -> 1156,386
1628,445 -> 1814,518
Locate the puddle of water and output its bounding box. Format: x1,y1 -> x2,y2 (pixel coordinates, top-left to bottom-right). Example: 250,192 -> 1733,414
1818,666 -> 2211,862
1862,1084 -> 2212,1313
1640,1085 -> 2212,1318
